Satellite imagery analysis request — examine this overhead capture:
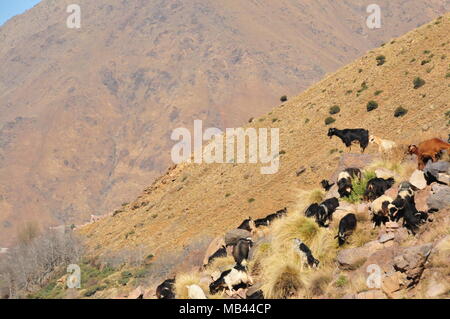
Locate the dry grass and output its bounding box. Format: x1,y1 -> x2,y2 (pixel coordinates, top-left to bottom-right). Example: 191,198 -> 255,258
204,256 -> 235,275
174,272 -> 209,299
346,225 -> 378,248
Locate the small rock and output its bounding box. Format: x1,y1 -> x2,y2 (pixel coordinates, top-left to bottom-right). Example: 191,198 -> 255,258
409,170 -> 427,190
375,168 -> 395,179
325,184 -> 340,199
426,280 -> 447,298
379,233 -> 395,243
296,166 -> 306,176
427,184 -> 450,210
381,273 -> 405,296
386,221 -> 399,229
437,173 -> 449,185
414,186 -> 431,212
394,243 -> 433,285
422,124 -> 430,132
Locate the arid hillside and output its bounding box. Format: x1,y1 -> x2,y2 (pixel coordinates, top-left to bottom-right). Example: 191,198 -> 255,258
0,0 -> 448,246
79,13 -> 449,261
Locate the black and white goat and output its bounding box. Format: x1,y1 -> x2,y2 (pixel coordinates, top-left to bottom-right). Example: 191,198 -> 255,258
237,217 -> 256,232
337,168 -> 362,197
369,195 -> 393,228
327,128 -> 369,152
209,264 -> 253,294
293,238 -> 319,268
304,197 -> 339,227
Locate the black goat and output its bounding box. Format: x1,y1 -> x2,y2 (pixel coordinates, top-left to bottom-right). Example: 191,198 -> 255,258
254,208 -> 287,227
156,278 -> 176,299
320,179 -> 335,191
328,128 -> 369,152
336,213 -> 357,246
237,217 -> 255,232
364,177 -> 395,201
232,238 -> 253,265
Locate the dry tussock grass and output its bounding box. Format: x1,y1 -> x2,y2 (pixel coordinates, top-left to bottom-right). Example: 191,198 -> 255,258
174,272 -> 209,299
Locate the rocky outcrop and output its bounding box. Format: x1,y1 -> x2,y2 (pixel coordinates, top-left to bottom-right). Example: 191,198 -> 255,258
427,184 -> 450,210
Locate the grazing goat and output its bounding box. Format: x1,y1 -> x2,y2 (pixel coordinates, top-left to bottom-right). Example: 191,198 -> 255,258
254,208 -> 287,227
320,179 -> 335,191
232,238 -> 253,265
156,278 -> 176,299
304,198 -> 339,227
293,238 -> 319,268
369,135 -> 396,153
337,168 -> 361,197
207,245 -> 227,266
237,217 -> 256,232
336,213 -> 357,246
315,197 -> 339,227
328,128 -> 369,152
364,177 -> 395,201
389,182 -> 428,234
209,264 -> 253,294
369,195 -> 393,228
408,138 -> 450,170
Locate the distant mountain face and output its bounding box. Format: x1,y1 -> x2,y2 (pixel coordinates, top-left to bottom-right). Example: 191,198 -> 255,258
0,0 -> 447,246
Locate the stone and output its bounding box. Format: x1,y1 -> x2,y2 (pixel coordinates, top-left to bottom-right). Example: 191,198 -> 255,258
384,185 -> 398,199
337,241 -> 384,270
427,184 -> 450,210
296,166 -> 306,176
381,272 -> 405,295
426,280 -> 447,298
325,184 -> 340,199
202,236 -> 226,266
375,168 -> 395,180
379,233 -> 395,243
393,243 -> 433,285
414,186 -> 431,212
224,229 -> 251,246
356,290 -> 387,299
409,170 -> 427,190
356,203 -> 369,215
386,221 -> 400,229
437,173 -> 449,185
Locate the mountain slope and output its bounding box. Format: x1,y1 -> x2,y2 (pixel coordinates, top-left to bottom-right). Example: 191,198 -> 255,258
0,0 -> 448,245
79,14 -> 450,260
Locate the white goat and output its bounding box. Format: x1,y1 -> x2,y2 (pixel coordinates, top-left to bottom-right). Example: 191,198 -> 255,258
369,135 -> 396,154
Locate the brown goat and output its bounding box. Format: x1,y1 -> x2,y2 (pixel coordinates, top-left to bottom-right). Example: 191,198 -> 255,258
408,138 -> 450,170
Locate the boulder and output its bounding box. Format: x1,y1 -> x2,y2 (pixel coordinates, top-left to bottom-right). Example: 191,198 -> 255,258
202,236 -> 226,266
425,273 -> 448,298
381,272 -> 407,296
409,170 -> 427,190
224,229 -> 252,246
414,186 -> 431,212
384,185 -> 398,199
393,243 -> 433,286
375,168 -> 395,180
378,233 -> 395,244
427,184 -> 450,210
337,241 -> 384,270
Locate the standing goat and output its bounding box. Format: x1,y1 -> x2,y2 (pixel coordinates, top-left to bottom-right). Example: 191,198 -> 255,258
369,135 -> 396,154
328,128 -> 369,152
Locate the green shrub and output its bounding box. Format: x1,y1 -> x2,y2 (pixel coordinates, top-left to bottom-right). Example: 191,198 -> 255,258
248,198 -> 255,203
366,101 -> 378,112
335,275 -> 348,288
421,59 -> 431,65
376,55 -> 386,66
343,171 -> 376,204
374,90 -> 383,96
329,105 -> 341,115
324,117 -> 336,125
413,77 -> 425,89
446,72 -> 450,78
394,107 -> 408,117
280,95 -> 288,102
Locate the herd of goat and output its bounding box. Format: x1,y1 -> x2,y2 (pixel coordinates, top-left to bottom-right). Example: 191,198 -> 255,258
155,128 -> 450,299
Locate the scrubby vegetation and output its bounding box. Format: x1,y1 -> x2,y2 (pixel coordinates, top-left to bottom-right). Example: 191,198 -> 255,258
413,77 -> 426,89
366,101 -> 378,112
329,105 -> 341,115
342,170 -> 376,204
394,106 -> 408,117
325,117 -> 336,125
376,55 -> 386,66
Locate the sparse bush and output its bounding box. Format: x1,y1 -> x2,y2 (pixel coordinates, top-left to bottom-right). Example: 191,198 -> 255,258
366,101 -> 378,112
342,171 -> 376,204
374,90 -> 383,96
446,72 -> 450,78
280,95 -> 288,102
248,198 -> 255,203
329,105 -> 340,115
421,59 -> 431,65
394,107 -> 408,117
413,77 -> 425,89
376,55 -> 386,66
325,117 -> 335,125
335,275 -> 348,288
